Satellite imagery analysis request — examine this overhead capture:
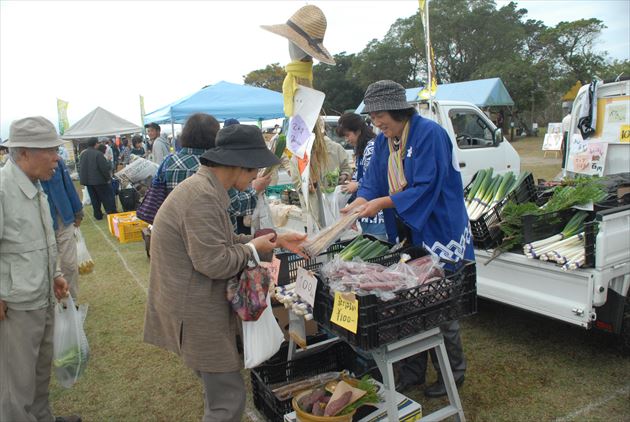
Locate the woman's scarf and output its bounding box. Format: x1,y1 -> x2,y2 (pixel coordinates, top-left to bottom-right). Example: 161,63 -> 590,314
282,61 -> 313,117
387,120 -> 410,194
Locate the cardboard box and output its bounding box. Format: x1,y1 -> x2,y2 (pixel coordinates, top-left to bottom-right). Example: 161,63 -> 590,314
283,380 -> 422,422
272,304 -> 318,342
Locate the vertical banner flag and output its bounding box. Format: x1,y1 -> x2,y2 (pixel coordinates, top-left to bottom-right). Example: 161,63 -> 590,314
139,95 -> 146,127
56,98 -> 70,135
418,0 -> 437,100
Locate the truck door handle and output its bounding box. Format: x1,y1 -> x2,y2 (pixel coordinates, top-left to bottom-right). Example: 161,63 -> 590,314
459,162 -> 466,168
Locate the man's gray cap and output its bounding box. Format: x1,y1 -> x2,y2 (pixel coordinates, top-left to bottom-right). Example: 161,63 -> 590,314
7,116 -> 65,148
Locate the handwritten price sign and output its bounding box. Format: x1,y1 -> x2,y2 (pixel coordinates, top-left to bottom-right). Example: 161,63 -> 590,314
287,115 -> 310,155
330,292 -> 358,334
621,124 -> 630,143
295,267 -> 318,307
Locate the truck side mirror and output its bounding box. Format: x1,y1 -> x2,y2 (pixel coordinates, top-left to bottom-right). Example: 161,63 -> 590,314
493,128 -> 504,145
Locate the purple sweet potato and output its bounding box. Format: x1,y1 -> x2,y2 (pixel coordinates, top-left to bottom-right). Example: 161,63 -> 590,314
312,400 -> 326,416
324,391 -> 352,416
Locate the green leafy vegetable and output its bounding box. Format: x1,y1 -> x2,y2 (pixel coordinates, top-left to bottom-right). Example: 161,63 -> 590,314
338,375 -> 381,415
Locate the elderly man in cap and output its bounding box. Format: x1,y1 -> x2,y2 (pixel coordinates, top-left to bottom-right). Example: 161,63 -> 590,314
144,124 -> 306,422
0,116 -> 80,422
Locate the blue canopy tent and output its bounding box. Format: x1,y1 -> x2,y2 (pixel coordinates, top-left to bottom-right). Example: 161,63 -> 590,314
355,77 -> 514,113
144,80 -> 285,124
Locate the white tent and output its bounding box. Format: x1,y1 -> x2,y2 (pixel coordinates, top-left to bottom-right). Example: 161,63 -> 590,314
61,106 -> 142,140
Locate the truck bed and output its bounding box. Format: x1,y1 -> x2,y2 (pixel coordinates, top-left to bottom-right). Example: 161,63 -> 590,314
475,206 -> 630,329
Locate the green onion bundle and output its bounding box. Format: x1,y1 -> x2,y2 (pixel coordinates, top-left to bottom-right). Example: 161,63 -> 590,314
523,211 -> 588,270
466,169 -> 530,221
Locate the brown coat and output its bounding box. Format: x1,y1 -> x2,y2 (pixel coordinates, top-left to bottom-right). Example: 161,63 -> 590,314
143,166 -> 252,373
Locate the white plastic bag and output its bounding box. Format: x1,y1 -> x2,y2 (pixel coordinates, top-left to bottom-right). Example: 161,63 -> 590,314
322,185 -> 351,227
75,228 -> 94,275
251,193 -> 276,232
242,294 -> 284,368
53,295 -> 89,388
81,186 -> 91,206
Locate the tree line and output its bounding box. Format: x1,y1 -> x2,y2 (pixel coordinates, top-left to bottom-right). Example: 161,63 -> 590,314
244,0 -> 629,131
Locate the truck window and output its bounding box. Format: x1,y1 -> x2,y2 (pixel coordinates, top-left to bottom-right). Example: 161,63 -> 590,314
449,109 -> 494,149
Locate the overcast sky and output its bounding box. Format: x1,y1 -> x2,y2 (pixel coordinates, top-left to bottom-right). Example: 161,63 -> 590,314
1,0 -> 628,139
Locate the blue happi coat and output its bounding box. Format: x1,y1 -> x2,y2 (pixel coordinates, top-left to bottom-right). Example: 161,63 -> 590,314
358,113 -> 474,263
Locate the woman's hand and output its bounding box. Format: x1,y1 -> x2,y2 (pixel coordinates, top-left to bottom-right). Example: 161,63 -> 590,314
359,197 -> 394,218
340,197 -> 367,215
340,181 -> 358,194
250,233 -> 277,254
277,232 -> 308,258
53,276 -> 69,301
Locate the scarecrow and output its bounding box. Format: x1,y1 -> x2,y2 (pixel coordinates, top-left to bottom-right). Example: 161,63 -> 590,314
261,5 -> 348,230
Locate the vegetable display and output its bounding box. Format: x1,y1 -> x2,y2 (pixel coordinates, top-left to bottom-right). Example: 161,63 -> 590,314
338,236 -> 390,261
524,211 -> 588,270
465,169 -> 531,221
293,376 -> 380,417
499,177 -> 607,251
273,282 -> 314,320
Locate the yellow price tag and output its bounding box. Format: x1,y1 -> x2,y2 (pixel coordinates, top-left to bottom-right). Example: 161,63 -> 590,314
620,124 -> 630,143
330,292 -> 358,334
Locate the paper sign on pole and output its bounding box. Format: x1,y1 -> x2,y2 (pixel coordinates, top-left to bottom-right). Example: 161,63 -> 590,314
286,86 -> 325,156
330,291 -> 358,334
295,267 -> 318,307
287,85 -> 325,213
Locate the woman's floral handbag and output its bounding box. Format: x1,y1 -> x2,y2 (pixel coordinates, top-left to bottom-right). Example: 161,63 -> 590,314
226,262 -> 271,321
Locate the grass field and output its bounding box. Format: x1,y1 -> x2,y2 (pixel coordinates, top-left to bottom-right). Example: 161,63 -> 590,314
47,151 -> 629,421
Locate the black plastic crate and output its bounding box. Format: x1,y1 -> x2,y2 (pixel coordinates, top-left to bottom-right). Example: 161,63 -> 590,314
469,201 -> 505,249
276,235 -> 393,285
465,172 -> 537,249
250,340 -> 375,422
521,208 -> 577,244
313,248 -> 477,351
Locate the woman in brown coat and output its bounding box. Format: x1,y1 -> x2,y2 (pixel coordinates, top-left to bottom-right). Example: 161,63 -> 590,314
143,124 -> 306,422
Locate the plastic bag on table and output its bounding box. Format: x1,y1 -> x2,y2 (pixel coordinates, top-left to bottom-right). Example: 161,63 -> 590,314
81,186 -> 91,206
53,295 -> 89,388
250,193 -> 276,232
75,228 -> 94,275
242,294 -> 284,368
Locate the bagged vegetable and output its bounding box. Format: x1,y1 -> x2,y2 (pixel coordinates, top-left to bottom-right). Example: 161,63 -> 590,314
242,294 -> 284,368
76,228 -> 94,275
53,295 -> 89,388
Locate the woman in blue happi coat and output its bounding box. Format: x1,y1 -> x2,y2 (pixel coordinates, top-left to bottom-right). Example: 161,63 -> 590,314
343,80 -> 474,398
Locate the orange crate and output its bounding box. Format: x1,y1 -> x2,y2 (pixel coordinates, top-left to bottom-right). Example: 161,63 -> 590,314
117,219 -> 149,244
107,211 -> 137,236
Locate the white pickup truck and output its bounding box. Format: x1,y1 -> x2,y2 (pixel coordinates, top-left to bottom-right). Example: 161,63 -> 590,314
468,80 -> 630,352
406,89 -> 629,352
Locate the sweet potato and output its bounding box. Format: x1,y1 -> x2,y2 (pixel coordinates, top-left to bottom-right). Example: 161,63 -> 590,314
254,228 -> 277,242
324,391 -> 352,416
312,400 -> 326,416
